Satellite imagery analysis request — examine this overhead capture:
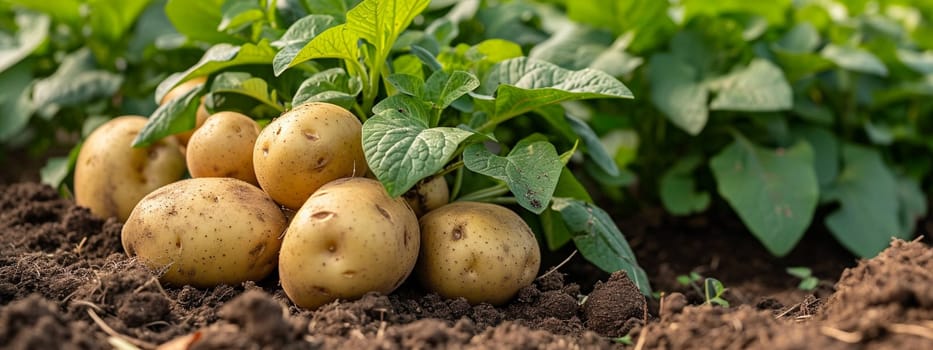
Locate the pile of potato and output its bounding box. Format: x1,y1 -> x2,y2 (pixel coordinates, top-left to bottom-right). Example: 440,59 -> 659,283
74,85 -> 541,308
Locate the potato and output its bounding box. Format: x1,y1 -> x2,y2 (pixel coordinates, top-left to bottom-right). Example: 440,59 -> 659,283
121,178 -> 287,287
253,102 -> 368,209
160,77 -> 210,146
416,201 -> 541,305
186,111 -> 260,185
279,177 -> 419,309
403,175 -> 450,217
75,116 -> 186,222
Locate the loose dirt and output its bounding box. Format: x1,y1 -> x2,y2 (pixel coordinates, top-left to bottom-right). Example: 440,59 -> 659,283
1,182 -> 931,349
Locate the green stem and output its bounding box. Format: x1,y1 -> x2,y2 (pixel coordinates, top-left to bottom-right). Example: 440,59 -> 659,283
457,183 -> 510,202
436,159 -> 463,177
483,197 -> 519,205
450,166 -> 464,199
266,0 -> 279,29
352,103 -> 367,122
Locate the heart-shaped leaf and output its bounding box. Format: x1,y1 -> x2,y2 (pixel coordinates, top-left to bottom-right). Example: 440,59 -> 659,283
463,138 -> 563,214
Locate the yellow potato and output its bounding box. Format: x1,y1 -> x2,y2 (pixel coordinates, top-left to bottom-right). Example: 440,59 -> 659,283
160,77 -> 209,146
186,111 -> 260,185
121,178 -> 287,287
403,175 -> 450,217
279,177 -> 419,309
253,102 -> 368,209
416,201 -> 541,305
75,116 -> 186,221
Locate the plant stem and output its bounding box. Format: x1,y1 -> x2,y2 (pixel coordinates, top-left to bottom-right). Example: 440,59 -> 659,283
450,166 -> 464,199
483,197 -> 518,205
457,183 -> 510,202
436,159 -> 463,177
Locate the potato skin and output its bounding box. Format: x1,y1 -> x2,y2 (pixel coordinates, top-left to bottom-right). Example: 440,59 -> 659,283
75,116 -> 186,221
279,177 -> 419,309
186,111 -> 260,185
121,178 -> 286,288
416,201 -> 541,305
160,77 -> 209,146
253,102 -> 368,209
403,175 -> 450,217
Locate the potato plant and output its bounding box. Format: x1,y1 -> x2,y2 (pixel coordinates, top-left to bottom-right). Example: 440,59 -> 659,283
57,0 -> 654,306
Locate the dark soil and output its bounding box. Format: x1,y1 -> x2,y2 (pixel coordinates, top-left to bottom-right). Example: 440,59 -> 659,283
1,182 -> 931,349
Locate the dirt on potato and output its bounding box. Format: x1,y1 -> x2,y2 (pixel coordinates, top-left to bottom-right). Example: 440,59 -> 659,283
1,182 -> 932,349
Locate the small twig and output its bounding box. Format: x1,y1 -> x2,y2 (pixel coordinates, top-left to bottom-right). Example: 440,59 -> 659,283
536,250 -> 577,281
72,300 -> 104,313
74,236 -> 88,255
86,308 -> 157,349
888,323 -> 933,340
820,326 -> 863,343
633,326 -> 648,350
133,277 -> 169,298
775,303 -> 801,319
658,291 -> 666,319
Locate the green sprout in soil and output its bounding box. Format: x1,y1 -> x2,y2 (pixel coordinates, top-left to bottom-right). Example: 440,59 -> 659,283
677,272 -> 730,307
786,267 -> 819,291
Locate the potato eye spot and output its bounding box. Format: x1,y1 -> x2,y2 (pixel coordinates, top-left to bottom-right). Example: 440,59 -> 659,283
302,129 -> 319,141
313,157 -> 328,170
327,244 -> 337,253
311,211 -> 336,220
249,243 -> 266,257
452,224 -> 464,241
342,270 -> 356,278
375,205 -> 391,221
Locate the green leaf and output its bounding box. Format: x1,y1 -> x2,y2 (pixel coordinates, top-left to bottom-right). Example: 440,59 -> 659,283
6,0 -> 81,24
372,94 -> 432,124
897,49 -> 933,75
272,14 -> 339,75
87,0 -> 149,42
387,74 -> 425,97
274,14 -> 339,47
566,115 -> 619,177
0,63 -> 34,142
40,157 -> 70,189
540,208 -> 572,251
155,41 -> 277,102
292,68 -> 362,109
565,0 -> 672,51
710,138 -> 819,256
40,144 -> 81,190
551,198 -> 652,296
821,44 -> 889,76
896,176 -> 927,236
0,12 -> 49,73
649,53 -> 708,135
707,59 -> 793,112
301,0 -> 359,23
823,144 -> 904,258
345,0 -> 431,59
210,73 -> 283,113
362,110 -> 473,197
463,138 -> 563,214
798,277 -> 819,291
424,70 -> 479,109
280,24 -> 359,75
478,57 -> 633,129
683,0 -> 791,24
776,23 -> 820,53
785,267 -> 812,279
792,126 -> 839,187
660,155 -> 711,216
218,0 -> 264,32
166,0 -> 243,44
133,83 -> 205,147
392,54 -> 425,79
32,50 -> 123,117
